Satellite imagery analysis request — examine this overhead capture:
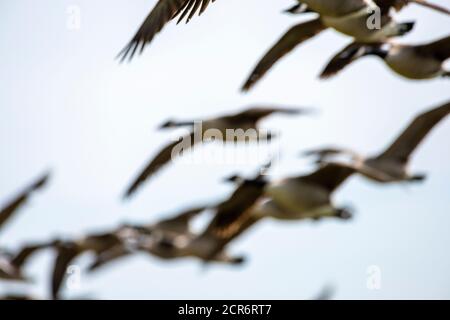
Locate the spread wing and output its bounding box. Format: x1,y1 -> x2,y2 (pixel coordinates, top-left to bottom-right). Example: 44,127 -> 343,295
320,42 -> 380,79
0,172 -> 50,232
11,243 -> 49,269
124,132 -> 196,199
417,35 -> 450,61
205,177 -> 266,241
375,101 -> 450,162
119,0 -> 217,61
300,163 -> 356,192
224,106 -> 305,125
241,18 -> 326,92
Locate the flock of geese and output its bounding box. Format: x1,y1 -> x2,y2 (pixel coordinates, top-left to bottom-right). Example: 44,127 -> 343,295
1,0 -> 449,300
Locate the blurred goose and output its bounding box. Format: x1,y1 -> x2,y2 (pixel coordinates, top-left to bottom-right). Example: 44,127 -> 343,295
91,172 -> 268,271
91,163 -> 270,272
0,172 -> 50,233
216,163 -> 355,239
304,101 -> 450,183
119,0 -> 219,61
123,106 -> 309,198
242,3 -> 416,91
292,0 -> 450,17
321,35 -> 450,79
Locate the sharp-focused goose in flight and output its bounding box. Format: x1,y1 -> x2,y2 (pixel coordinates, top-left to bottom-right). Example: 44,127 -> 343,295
241,2 -> 418,91
321,35 -> 450,79
0,172 -> 50,233
216,163 -> 355,239
304,101 -> 450,183
119,0 -> 219,61
123,106 -> 309,198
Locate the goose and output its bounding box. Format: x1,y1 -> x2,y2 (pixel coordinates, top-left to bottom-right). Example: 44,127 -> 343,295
90,172 -> 268,272
119,0 -> 219,61
215,162 -> 355,239
123,106 -> 309,198
291,0 -> 450,17
320,35 -> 450,79
0,172 -> 50,233
241,3 -> 417,91
303,101 -> 450,183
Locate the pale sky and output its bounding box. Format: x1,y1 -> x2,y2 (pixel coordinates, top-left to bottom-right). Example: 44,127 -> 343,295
0,0 -> 449,299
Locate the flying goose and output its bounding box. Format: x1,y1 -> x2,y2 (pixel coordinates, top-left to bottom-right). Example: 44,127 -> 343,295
242,3 -> 416,91
123,106 -> 309,198
320,35 -> 450,79
49,228 -> 138,300
215,163 -> 356,241
303,101 -> 450,183
86,207 -> 207,271
0,172 -> 50,234
0,243 -> 50,281
119,0 -> 219,61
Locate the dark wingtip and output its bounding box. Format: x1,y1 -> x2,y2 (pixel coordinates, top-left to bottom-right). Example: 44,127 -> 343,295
30,171 -> 51,191
410,174 -> 427,182
231,256 -> 246,265
122,189 -> 133,201
241,74 -> 259,93
240,82 -> 252,93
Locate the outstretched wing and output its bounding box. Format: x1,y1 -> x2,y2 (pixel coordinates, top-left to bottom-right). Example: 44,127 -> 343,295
375,101 -> 450,162
0,172 -> 50,232
124,132 -> 196,199
119,0 -> 217,61
242,18 -> 326,91
320,42 -> 380,79
300,163 -> 356,192
156,206 -> 208,233
51,243 -> 79,300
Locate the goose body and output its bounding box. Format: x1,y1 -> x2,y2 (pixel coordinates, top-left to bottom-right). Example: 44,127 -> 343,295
321,6 -> 413,42
263,179 -> 333,218
222,163 -> 355,233
384,45 -> 445,79
119,0 -> 220,61
0,172 -> 50,233
298,0 -> 368,17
